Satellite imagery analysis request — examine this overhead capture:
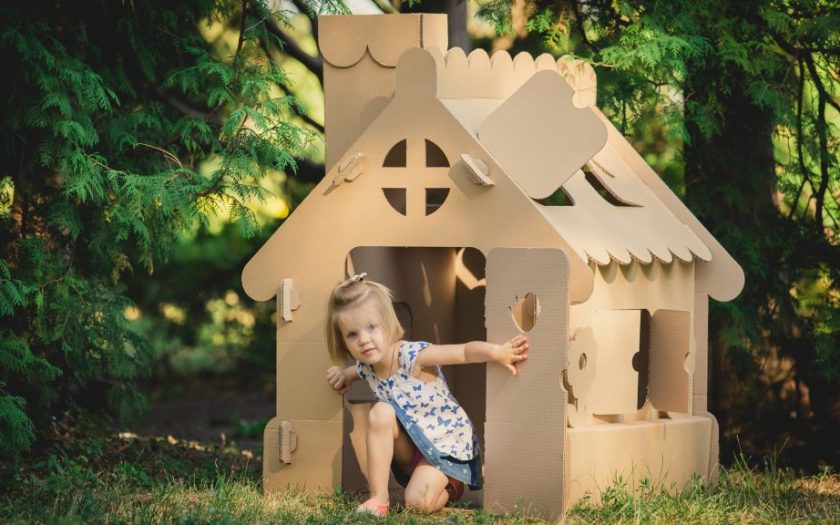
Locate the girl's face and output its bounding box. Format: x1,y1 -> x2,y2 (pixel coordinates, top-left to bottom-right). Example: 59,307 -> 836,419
337,299 -> 392,371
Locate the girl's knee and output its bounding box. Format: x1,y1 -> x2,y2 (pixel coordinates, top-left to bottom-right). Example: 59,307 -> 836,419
368,402 -> 396,430
403,490 -> 440,514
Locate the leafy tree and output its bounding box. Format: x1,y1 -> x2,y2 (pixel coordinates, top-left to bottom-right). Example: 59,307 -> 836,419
0,0 -> 337,457
477,0 -> 840,465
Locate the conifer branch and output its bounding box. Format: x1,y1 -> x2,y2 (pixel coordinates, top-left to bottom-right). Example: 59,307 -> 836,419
156,89 -> 224,127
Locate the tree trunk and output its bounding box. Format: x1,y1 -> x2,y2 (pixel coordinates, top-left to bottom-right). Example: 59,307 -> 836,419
683,8 -> 778,461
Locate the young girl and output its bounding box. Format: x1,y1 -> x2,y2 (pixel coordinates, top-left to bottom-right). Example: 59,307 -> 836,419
324,273 -> 529,516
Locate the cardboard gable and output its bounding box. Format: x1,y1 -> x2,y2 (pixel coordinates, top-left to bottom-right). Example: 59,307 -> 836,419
242,47 -> 596,304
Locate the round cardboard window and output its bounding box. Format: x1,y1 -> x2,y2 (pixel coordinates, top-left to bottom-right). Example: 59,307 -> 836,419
509,292 -> 540,332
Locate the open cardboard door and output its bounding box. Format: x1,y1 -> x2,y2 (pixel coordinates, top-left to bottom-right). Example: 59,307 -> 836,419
483,247 -> 571,520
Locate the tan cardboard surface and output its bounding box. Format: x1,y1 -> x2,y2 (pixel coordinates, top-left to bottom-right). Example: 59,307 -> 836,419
567,417 -> 711,504
243,47 -> 595,304
588,309 -> 641,415
319,14 -> 448,170
539,159 -> 713,266
263,418 -> 343,493
593,108 -> 744,301
569,260 -> 695,334
692,289 -> 710,412
318,14 -> 447,68
649,309 -> 692,414
566,327 -> 598,428
276,342 -> 343,421
484,420 -> 564,520
478,70 -> 608,199
437,48 -> 598,103
484,248 -> 568,518
247,13 -> 740,504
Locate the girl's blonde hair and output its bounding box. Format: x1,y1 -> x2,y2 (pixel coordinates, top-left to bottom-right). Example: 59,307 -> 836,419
326,274 -> 404,365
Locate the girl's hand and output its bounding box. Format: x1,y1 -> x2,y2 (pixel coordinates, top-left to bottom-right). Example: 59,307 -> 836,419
326,366 -> 351,395
495,335 -> 529,375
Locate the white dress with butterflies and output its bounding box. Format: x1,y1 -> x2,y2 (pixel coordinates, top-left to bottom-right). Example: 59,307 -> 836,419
356,340 -> 483,487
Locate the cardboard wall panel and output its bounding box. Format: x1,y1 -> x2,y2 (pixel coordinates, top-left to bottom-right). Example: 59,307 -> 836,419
567,417 -> 711,504
319,14 -> 448,170
692,288 -> 710,412
277,342 -> 343,421
263,418 -> 343,492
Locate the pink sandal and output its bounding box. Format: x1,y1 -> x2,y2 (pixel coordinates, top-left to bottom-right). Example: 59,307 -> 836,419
356,497 -> 389,517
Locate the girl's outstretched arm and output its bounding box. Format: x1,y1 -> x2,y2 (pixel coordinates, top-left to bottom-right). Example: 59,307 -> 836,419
326,364 -> 359,394
415,335 -> 529,375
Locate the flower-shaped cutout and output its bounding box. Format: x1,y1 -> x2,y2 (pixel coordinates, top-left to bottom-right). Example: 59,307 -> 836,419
567,327 -> 597,404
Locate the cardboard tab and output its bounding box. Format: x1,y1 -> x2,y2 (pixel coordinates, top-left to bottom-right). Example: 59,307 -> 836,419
279,420 -> 297,464
278,278 -> 301,322
460,153 -> 494,186
334,153 -> 367,185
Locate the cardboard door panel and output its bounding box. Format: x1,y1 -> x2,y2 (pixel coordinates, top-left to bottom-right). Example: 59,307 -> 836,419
588,310 -> 641,416
484,247 -> 569,520
649,309 -> 692,413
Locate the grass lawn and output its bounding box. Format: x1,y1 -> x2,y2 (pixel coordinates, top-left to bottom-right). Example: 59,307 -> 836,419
2,414 -> 838,524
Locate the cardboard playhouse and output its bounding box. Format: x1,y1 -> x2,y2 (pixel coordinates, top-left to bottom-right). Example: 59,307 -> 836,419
241,13 -> 744,520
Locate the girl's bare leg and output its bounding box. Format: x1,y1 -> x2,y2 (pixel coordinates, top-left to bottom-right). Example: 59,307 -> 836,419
366,402 -> 414,502
404,458 -> 450,513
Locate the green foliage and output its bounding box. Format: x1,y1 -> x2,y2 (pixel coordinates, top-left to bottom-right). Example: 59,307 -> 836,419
0,0 -> 320,458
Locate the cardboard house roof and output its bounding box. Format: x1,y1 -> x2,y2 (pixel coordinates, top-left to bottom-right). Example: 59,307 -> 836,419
243,44 -> 744,304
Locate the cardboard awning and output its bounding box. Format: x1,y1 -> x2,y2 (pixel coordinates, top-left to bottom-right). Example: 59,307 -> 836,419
537,141 -> 713,265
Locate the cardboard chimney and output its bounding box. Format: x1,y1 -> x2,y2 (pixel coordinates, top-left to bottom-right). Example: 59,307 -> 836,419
241,13 -> 744,520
